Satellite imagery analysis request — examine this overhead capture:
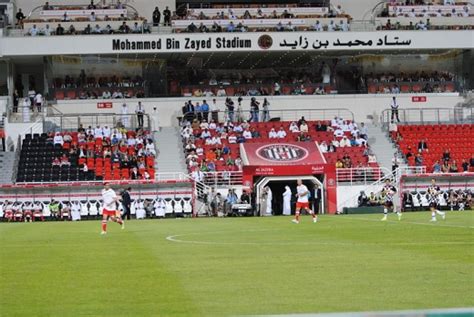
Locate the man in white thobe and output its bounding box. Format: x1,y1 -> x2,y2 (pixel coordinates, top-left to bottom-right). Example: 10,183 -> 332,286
121,103 -> 129,128
151,107 -> 160,132
282,186 -> 292,216
22,98 -> 31,123
265,187 -> 272,216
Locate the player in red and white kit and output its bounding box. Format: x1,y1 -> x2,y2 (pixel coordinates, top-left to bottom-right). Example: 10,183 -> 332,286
100,183 -> 124,235
292,179 -> 318,224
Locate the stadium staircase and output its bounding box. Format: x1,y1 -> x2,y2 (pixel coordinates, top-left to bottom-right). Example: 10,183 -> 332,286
366,123 -> 406,171
0,152 -> 15,184
153,127 -> 188,175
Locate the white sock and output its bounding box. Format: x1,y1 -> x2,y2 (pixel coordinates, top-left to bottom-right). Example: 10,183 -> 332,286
431,211 -> 436,219
383,208 -> 388,216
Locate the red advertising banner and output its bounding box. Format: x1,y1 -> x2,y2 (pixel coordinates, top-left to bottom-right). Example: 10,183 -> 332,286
97,102 -> 113,109
412,96 -> 427,102
241,142 -> 326,166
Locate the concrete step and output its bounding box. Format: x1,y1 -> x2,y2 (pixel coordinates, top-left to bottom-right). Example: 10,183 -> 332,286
154,127 -> 187,175
366,124 -> 404,171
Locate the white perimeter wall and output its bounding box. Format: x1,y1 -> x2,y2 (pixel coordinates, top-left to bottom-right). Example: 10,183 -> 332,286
51,93 -> 463,127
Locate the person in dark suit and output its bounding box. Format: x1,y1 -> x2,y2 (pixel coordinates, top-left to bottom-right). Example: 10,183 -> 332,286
121,187 -> 132,220
418,139 -> 428,152
312,185 -> 322,214
130,167 -> 141,180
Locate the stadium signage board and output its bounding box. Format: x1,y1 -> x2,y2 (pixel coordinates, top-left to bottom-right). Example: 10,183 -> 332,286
1,31 -> 471,56
412,96 -> 427,102
97,102 -> 113,109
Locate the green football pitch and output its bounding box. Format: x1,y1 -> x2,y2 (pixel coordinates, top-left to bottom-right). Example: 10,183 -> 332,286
1,211 -> 473,317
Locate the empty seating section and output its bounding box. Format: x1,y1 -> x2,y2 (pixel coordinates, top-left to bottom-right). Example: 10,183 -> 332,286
17,130 -> 156,183
394,124 -> 474,172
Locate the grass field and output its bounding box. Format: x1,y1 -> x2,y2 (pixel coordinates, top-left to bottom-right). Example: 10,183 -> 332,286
0,211 -> 473,317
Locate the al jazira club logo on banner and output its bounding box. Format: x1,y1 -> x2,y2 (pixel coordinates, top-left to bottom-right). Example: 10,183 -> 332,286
256,144 -> 309,163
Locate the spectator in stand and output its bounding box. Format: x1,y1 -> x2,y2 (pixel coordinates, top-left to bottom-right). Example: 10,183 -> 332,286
299,120 -> 309,133
16,9 -> 25,27
132,22 -> 142,33
119,22 -> 130,34
289,122 -> 299,133
432,161 -> 442,173
60,154 -> 71,166
53,132 -> 64,146
52,157 -> 61,166
131,167 -> 141,180
442,149 -> 451,162
153,7 -> 161,26
319,141 -> 328,153
313,20 -> 323,31
43,2 -> 53,10
418,139 -> 428,152
143,20 -> 151,33
84,24 -> 92,34
56,24 -> 65,35
29,25 -> 39,36
163,6 -> 171,26
268,128 -> 278,138
69,25 -> 77,35
415,153 -> 423,167
441,160 -> 450,173
93,24 -> 102,34
88,0 -> 97,10
276,127 -> 287,139
461,159 -> 469,173
449,160 -> 459,173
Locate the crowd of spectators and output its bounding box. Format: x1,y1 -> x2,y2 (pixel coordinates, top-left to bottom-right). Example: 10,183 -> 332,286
180,97 -> 376,173
182,19 -> 350,33
26,20 -> 151,36
51,70 -> 146,100
366,71 -> 455,83
50,123 -> 156,181
366,71 -> 457,93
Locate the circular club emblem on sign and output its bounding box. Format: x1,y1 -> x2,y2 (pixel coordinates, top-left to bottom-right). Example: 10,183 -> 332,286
258,34 -> 273,50
256,144 -> 309,163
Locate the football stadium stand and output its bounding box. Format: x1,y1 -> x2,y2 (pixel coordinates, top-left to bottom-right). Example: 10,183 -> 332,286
393,124 -> 474,173
16,127 -> 156,183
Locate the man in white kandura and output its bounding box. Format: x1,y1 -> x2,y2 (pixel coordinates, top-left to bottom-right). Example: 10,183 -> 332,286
292,179 -> 318,224
282,186 -> 292,216
264,186 -> 272,215
121,103 -> 129,128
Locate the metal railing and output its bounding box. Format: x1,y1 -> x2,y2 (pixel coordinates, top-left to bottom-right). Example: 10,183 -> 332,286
181,108 -> 354,124
381,107 -> 474,127
194,171 -> 243,187
337,166 -> 427,211
42,113 -> 151,132
336,167 -> 391,185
